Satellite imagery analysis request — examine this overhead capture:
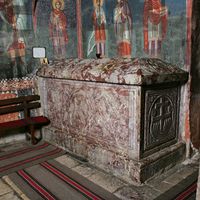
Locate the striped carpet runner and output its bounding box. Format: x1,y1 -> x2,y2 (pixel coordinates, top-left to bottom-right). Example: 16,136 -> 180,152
0,141 -> 65,177
9,160 -> 120,200
155,171 -> 198,200
174,181 -> 197,200
2,142 -> 197,200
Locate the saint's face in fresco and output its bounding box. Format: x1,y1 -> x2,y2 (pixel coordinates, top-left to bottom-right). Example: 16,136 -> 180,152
93,0 -> 103,8
52,0 -> 64,11
117,0 -> 124,7
97,0 -> 101,6
55,2 -> 61,10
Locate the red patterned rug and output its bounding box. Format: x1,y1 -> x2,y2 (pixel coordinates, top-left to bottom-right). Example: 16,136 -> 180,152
8,160 -> 120,200
0,141 -> 65,177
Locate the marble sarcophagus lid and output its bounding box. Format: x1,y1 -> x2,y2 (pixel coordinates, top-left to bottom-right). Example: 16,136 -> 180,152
37,58 -> 188,184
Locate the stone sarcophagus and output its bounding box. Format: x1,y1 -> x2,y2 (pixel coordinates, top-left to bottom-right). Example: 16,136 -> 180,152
37,58 -> 188,183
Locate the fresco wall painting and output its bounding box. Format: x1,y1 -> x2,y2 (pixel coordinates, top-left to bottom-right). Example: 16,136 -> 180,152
114,0 -> 132,58
0,0 -> 187,79
143,0 -> 168,57
49,0 -> 68,59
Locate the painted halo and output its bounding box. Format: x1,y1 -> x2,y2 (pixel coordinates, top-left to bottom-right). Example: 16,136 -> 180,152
52,0 -> 65,10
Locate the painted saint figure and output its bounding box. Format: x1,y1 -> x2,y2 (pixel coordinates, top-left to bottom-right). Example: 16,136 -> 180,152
92,0 -> 106,58
5,1 -> 27,77
49,0 -> 68,59
114,0 -> 132,58
7,29 -> 26,77
143,0 -> 168,57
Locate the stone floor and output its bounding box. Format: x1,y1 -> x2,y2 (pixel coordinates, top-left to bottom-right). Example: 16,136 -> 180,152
0,140 -> 199,200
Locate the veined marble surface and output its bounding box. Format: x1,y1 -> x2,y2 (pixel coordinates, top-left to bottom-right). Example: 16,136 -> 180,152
37,58 -> 188,85
45,79 -> 136,155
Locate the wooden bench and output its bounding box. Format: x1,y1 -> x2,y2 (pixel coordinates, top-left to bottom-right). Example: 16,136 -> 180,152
0,95 -> 50,144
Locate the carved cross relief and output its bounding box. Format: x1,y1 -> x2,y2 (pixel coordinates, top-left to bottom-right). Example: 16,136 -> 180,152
143,87 -> 179,156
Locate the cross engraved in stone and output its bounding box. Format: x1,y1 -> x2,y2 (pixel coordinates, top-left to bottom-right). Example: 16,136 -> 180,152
150,96 -> 173,137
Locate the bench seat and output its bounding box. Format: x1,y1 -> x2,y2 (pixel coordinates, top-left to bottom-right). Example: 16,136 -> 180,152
0,116 -> 50,132
0,95 -> 50,144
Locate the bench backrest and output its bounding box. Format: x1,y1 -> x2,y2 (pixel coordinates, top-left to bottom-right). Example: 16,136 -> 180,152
0,95 -> 41,119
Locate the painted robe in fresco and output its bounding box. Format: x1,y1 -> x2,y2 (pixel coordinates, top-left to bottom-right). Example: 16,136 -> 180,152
92,6 -> 106,57
49,9 -> 68,59
143,0 -> 168,57
114,0 -> 132,58
7,29 -> 26,77
0,0 -> 27,77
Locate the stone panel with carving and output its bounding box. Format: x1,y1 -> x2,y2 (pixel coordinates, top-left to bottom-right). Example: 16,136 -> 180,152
46,79 -> 133,154
142,87 -> 179,157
